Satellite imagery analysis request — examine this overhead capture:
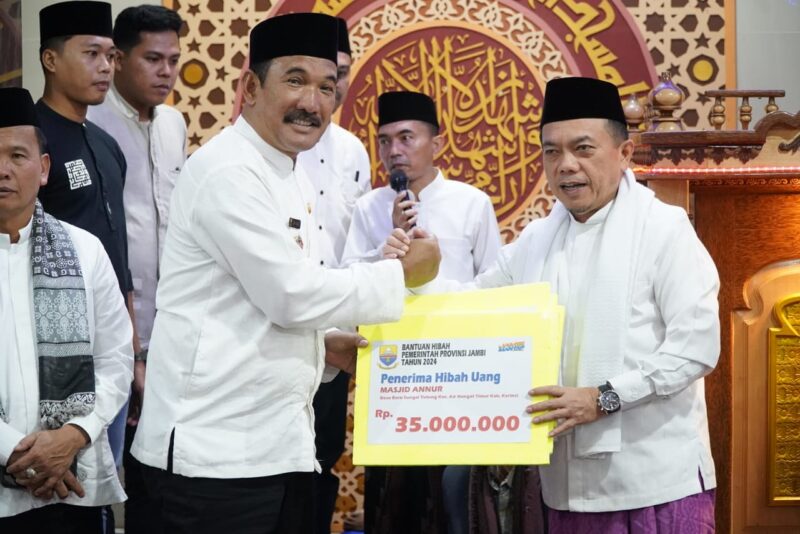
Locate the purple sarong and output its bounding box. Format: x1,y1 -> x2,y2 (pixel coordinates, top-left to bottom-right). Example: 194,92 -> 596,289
548,489 -> 716,534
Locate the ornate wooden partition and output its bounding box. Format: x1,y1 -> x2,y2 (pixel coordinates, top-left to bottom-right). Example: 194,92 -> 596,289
633,109 -> 800,533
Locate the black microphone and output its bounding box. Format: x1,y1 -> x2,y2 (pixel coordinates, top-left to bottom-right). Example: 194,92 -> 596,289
389,169 -> 409,197
389,169 -> 416,227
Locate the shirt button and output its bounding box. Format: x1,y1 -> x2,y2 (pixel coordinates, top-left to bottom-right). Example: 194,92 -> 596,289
320,159 -> 325,164
320,260 -> 324,265
319,225 -> 323,230
320,190 -> 324,195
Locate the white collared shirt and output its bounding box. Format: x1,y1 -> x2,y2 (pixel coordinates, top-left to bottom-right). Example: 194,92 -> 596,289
0,219 -> 133,517
429,188 -> 719,511
131,116 -> 406,479
297,122 -> 371,267
88,88 -> 187,348
341,172 -> 502,282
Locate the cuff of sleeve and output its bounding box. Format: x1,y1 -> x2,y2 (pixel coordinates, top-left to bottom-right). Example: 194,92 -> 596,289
609,369 -> 656,406
407,277 -> 444,295
0,425 -> 26,465
384,259 -> 407,318
66,412 -> 104,444
321,328 -> 341,383
321,364 -> 340,383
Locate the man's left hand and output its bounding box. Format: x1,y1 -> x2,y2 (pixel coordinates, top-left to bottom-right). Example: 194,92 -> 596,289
324,330 -> 368,375
527,385 -> 601,437
7,425 -> 89,497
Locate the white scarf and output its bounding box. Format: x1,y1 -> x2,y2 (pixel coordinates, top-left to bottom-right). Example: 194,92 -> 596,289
521,169 -> 655,457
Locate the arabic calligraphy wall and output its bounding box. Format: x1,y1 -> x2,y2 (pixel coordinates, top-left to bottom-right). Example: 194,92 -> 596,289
168,0 -> 727,530
172,0 -> 726,242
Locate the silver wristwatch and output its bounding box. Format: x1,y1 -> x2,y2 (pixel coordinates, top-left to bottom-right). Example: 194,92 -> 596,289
597,381 -> 621,414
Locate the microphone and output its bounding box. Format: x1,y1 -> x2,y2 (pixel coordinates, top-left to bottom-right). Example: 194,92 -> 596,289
389,169 -> 409,197
389,169 -> 416,227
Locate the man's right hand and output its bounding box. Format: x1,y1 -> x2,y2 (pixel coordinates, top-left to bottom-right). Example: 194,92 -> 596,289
128,360 -> 146,426
391,191 -> 418,231
398,228 -> 440,288
7,433 -> 85,500
8,426 -> 88,499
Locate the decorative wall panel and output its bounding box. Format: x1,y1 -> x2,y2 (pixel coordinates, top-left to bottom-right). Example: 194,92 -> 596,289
770,296 -> 800,505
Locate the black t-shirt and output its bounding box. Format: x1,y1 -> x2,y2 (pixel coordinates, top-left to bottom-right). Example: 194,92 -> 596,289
36,101 -> 132,295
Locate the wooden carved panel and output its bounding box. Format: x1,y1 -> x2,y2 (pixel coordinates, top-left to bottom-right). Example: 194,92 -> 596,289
770,296 -> 800,505
731,261 -> 800,532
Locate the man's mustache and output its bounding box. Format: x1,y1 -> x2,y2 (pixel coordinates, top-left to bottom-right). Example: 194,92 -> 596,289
283,110 -> 322,127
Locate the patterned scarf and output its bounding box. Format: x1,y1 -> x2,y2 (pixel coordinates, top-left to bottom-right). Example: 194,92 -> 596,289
0,201 -> 95,429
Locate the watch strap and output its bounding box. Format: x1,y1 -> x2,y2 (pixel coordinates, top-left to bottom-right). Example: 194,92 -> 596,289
598,381 -> 613,393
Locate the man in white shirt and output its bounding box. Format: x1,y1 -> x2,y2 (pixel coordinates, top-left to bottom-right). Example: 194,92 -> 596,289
130,13 -> 439,534
295,17 -> 373,534
343,91 -> 501,281
386,77 -> 720,533
87,5 -> 185,533
345,90 -> 501,534
0,88 -> 132,532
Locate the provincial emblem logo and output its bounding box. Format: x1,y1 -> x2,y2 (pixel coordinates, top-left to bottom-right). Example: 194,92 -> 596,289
378,344 -> 399,369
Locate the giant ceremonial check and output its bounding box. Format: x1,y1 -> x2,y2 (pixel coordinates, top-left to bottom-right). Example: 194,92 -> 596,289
354,284 -> 564,466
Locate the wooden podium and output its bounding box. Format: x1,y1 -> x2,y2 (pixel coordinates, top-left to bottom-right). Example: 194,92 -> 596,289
632,97 -> 800,533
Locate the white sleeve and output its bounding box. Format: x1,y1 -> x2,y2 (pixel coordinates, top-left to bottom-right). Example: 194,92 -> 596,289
68,240 -> 134,443
341,200 -> 384,266
471,195 -> 502,275
192,166 -> 405,330
411,238 -> 519,295
0,424 -> 25,465
610,218 -> 720,408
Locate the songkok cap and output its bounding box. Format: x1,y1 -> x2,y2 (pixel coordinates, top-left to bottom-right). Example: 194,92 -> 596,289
40,1 -> 113,43
337,18 -> 351,56
0,88 -> 40,129
540,77 -> 626,127
250,13 -> 338,65
378,91 -> 439,129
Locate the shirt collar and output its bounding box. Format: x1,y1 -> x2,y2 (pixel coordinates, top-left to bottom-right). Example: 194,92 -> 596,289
569,197 -> 614,226
416,170 -> 445,201
108,86 -> 154,123
0,216 -> 34,249
233,116 -> 295,177
35,100 -> 84,128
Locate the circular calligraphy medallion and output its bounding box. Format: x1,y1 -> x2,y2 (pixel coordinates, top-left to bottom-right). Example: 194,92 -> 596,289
342,21 -> 549,222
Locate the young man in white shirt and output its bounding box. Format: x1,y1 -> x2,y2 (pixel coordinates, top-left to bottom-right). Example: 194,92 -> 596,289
87,6 -> 186,533
131,13 -> 439,534
0,88 -> 132,533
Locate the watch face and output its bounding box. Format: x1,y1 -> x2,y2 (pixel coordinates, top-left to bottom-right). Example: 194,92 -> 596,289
600,391 -> 621,413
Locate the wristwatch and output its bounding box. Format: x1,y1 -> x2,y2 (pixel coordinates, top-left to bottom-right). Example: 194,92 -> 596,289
134,349 -> 148,362
597,381 -> 621,414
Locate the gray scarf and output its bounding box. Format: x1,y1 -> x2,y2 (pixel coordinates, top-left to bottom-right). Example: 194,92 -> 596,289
0,201 -> 95,428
